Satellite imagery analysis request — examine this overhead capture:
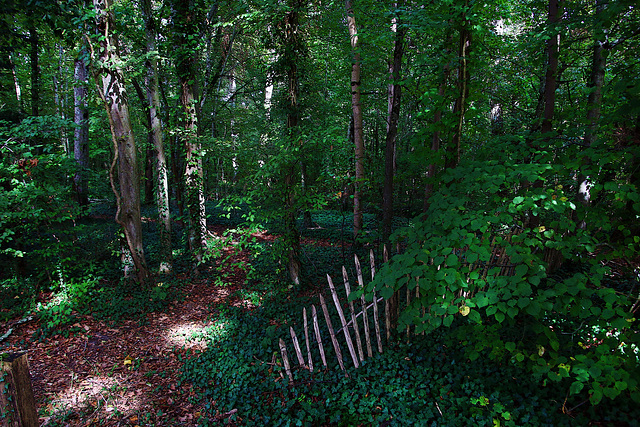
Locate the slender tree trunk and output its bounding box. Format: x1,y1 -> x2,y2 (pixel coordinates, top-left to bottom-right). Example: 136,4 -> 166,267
172,0 -> 206,266
9,52 -> 22,111
142,0 -> 172,273
93,0 -> 149,284
346,0 -> 364,240
446,7 -> 471,171
577,0 -> 607,227
541,0 -> 562,136
382,10 -> 405,244
73,50 -> 89,207
424,32 -> 453,212
29,23 -> 39,117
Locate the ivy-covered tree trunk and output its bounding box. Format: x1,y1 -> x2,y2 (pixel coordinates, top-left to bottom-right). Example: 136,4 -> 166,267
382,8 -> 405,244
73,49 -> 89,207
142,0 -> 172,273
172,0 -> 206,265
93,0 -> 149,284
283,1 -> 303,285
346,0 -> 364,240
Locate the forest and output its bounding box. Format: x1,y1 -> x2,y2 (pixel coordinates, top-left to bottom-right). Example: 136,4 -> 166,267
0,0 -> 639,425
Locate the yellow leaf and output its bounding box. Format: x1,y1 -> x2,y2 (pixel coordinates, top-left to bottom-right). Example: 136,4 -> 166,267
124,356 -> 133,366
459,305 -> 470,316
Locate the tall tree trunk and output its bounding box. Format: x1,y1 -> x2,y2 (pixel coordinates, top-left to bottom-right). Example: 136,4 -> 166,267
284,1 -> 303,285
93,0 -> 149,284
142,0 -> 172,273
9,52 -> 23,111
73,50 -> 89,207
172,0 -> 206,266
29,23 -> 39,117
346,0 -> 364,240
577,0 -> 607,227
446,7 -> 471,171
382,9 -> 405,244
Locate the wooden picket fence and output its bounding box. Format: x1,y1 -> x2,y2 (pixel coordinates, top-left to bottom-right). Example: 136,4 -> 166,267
278,250 -> 387,382
277,232 -> 523,383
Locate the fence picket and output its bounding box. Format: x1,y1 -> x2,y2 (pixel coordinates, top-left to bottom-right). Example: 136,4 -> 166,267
290,327 -> 305,368
343,267 -> 364,362
327,275 -> 359,369
303,308 -> 313,372
319,294 -> 345,371
279,338 -> 293,383
312,305 -> 327,368
355,255 -> 373,358
370,250 -> 383,353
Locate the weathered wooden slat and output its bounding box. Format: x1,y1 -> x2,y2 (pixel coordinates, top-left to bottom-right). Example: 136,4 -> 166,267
343,267 -> 364,362
327,275 -> 359,369
312,305 -> 327,368
290,327 -> 305,368
406,281 -> 411,340
383,246 -> 391,340
319,294 -> 345,371
370,250 -> 383,353
303,308 -> 313,372
279,338 -> 293,383
355,255 -> 373,358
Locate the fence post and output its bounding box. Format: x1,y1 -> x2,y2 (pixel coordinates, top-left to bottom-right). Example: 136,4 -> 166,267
1,352 -> 38,427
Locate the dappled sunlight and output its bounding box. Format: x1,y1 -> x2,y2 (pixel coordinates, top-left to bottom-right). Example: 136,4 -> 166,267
164,321 -> 209,350
41,374 -> 144,425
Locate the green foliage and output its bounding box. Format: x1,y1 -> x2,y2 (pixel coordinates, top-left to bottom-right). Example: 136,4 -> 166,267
0,116 -> 81,279
367,143 -> 640,407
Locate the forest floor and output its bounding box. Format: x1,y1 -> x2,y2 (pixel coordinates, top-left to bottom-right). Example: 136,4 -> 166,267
1,225 -> 287,426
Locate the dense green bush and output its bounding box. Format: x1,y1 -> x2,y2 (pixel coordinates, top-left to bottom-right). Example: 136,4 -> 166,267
366,145 -> 640,407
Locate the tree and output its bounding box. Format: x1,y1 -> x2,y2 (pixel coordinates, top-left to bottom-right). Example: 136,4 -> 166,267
73,46 -> 89,207
381,3 -> 405,244
141,0 -> 172,273
346,0 -> 364,240
171,0 -> 207,266
92,0 -> 149,283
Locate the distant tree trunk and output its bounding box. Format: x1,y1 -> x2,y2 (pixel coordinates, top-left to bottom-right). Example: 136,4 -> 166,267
172,0 -> 206,265
346,0 -> 364,240
577,0 -> 607,227
9,52 -> 23,111
382,10 -> 405,244
93,0 -> 149,284
142,0 -> 172,273
29,23 -> 39,117
446,7 -> 471,171
73,50 -> 89,207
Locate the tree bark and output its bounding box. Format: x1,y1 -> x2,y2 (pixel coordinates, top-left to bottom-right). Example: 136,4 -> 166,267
172,0 -> 206,266
382,9 -> 405,244
142,0 -> 172,273
73,50 -> 89,207
346,0 -> 364,241
93,0 -> 149,284
446,8 -> 471,171
29,23 -> 39,117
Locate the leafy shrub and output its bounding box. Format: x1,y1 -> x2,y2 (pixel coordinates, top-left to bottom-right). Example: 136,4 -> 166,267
367,149 -> 640,407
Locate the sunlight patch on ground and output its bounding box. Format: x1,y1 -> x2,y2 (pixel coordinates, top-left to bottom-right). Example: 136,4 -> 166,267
164,322 -> 210,350
41,374 -> 143,425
